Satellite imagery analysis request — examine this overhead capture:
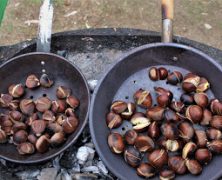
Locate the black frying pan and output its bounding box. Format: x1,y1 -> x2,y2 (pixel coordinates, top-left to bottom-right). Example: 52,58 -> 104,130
89,0 -> 222,179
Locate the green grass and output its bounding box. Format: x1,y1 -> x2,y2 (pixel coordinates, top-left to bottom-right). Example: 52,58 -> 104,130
0,0 -> 8,26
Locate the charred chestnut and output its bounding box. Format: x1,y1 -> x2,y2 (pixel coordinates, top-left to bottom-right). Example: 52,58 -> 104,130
180,93 -> 194,105
185,159 -> 202,175
147,121 -> 160,139
106,112 -> 122,129
56,86 -> 71,99
178,121 -> 194,141
20,99 -> 35,115
182,73 -> 200,93
167,71 -> 183,85
40,74 -> 54,88
8,84 -> 24,98
137,163 -> 155,178
108,132 -> 125,154
195,148 -> 212,164
135,135 -> 154,152
194,93 -> 208,108
124,146 -> 141,167
17,142 -> 35,155
146,106 -> 164,121
26,74 -> 40,89
133,89 -> 152,108
148,149 -> 168,168
185,105 -> 203,124
168,156 -> 187,175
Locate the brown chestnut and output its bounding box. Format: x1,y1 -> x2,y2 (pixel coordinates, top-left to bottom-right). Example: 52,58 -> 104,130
9,110 -> 22,122
194,93 -> 208,108
12,122 -> 27,133
201,109 -> 212,126
196,77 -> 210,93
159,169 -> 175,180
135,135 -> 154,152
110,100 -> 127,114
65,108 -> 76,117
210,115 -> 222,130
195,148 -> 212,164
51,100 -> 67,113
50,132 -> 65,146
146,106 -> 164,121
56,86 -> 71,99
206,128 -> 222,140
131,112 -> 145,119
185,105 -> 203,124
154,87 -> 173,107
35,135 -> 50,153
121,102 -> 136,119
0,130 -> 7,143
164,108 -> 180,122
8,84 -> 24,98
124,146 -> 141,167
56,114 -> 66,125
9,100 -> 19,110
207,140 -> 222,153
40,73 -> 54,88
108,132 -> 125,154
180,93 -> 194,105
19,99 -> 35,115
195,130 -> 207,147
66,95 -> 80,109
0,94 -> 13,107
42,110 -> 55,122
149,67 -> 159,81
159,67 -> 168,80
148,149 -> 168,168
35,97 -> 52,112
161,122 -> 178,140
28,134 -> 37,144
31,120 -> 46,137
26,113 -> 39,126
182,73 -> 200,93
137,163 -> 155,178
178,121 -> 194,141
167,71 -> 183,85
47,122 -> 63,133
13,130 -> 28,144
130,116 -> 151,132
26,74 -> 40,89
62,116 -> 79,134
0,114 -> 13,127
170,101 -> 185,113
17,142 -> 35,155
185,159 -> 202,175
147,121 -> 160,139
133,89 -> 152,108
182,142 -> 197,159
168,156 -> 187,174
106,112 -> 122,129
210,99 -> 222,115
165,139 -> 181,152
124,129 -> 138,145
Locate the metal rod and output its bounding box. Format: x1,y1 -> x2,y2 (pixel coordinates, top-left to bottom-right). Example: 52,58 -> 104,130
162,19 -> 173,43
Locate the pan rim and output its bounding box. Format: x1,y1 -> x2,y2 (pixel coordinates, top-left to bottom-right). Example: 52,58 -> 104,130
0,52 -> 90,164
89,42 -> 222,180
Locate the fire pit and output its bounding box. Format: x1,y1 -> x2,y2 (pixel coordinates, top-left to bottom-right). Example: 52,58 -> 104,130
0,28 -> 222,179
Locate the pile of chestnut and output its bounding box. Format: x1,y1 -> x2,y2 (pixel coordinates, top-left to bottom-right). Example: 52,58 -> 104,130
0,74 -> 80,155
106,66 -> 222,179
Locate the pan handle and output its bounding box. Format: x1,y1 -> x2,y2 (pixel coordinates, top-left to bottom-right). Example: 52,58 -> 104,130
161,0 -> 174,43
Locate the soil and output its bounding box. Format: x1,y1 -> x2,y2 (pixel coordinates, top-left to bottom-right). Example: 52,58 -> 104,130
0,0 -> 222,49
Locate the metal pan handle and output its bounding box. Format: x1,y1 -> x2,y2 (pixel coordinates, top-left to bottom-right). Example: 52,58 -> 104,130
161,0 -> 174,43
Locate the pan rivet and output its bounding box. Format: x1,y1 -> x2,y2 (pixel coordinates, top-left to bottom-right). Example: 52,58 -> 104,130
172,56 -> 178,61
41,61 -> 45,65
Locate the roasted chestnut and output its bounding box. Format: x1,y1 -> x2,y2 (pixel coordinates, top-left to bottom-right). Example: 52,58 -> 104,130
17,142 -> 35,155
194,93 -> 208,108
124,146 -> 141,167
137,163 -> 155,178
147,121 -> 160,139
164,139 -> 181,152
146,106 -> 164,121
56,114 -> 66,125
130,116 -> 151,132
168,156 -> 187,175
31,120 -> 46,137
164,108 -> 180,122
50,132 -> 65,146
178,121 -> 194,141
13,130 -> 28,144
180,93 -> 194,105
62,116 -> 79,134
201,109 -> 212,126
35,135 -> 50,153
42,110 -> 55,122
9,100 -> 19,110
159,67 -> 168,80
12,122 -> 27,133
149,67 -> 159,81
185,159 -> 202,175
106,112 -> 122,129
47,122 -> 63,133
161,122 -> 178,140
206,128 -> 222,140
167,71 -> 183,85
26,113 -> 39,126
185,105 -> 203,124
159,169 -> 175,180
35,97 -> 52,112
195,130 -> 207,147
182,73 -> 200,93
51,100 -> 66,113
154,87 -> 173,107
28,134 -> 37,144
26,74 -> 40,89
195,148 -> 212,164
196,77 -> 210,92
210,115 -> 222,130
148,149 -> 168,168
19,99 -> 35,115
56,86 -> 71,99
110,101 -> 127,114
182,142 -> 197,159
108,132 -> 125,154
134,135 -> 154,152
133,89 -> 152,108
9,110 -> 22,122
0,130 -> 7,143
66,95 -> 80,109
65,108 -> 76,117
40,73 -> 54,88
207,140 -> 222,153
210,99 -> 222,115
8,84 -> 24,98
121,102 -> 136,119
170,101 -> 185,113
0,94 -> 13,107
125,129 -> 138,145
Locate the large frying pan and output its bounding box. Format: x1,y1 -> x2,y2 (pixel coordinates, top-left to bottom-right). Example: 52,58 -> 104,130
0,1 -> 90,164
90,0 -> 222,179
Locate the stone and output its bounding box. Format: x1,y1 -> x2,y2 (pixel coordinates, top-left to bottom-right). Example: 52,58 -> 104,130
81,166 -> 99,174
71,173 -> 98,180
97,161 -> 108,175
16,170 -> 40,180
76,146 -> 95,165
37,168 -> 58,180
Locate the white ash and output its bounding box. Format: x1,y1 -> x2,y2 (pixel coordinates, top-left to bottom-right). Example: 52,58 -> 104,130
76,146 -> 95,165
97,160 -> 108,175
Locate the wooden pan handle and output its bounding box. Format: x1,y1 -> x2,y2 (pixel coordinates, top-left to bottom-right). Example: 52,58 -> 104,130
162,0 -> 174,20
161,0 -> 174,42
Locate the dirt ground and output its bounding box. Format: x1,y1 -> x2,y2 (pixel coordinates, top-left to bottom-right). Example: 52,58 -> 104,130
0,0 -> 222,49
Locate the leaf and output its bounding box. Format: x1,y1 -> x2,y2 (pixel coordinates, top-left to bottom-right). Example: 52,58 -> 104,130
0,0 -> 8,26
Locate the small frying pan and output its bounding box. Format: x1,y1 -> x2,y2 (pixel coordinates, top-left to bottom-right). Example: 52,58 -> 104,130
0,1 -> 90,164
90,0 -> 222,179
